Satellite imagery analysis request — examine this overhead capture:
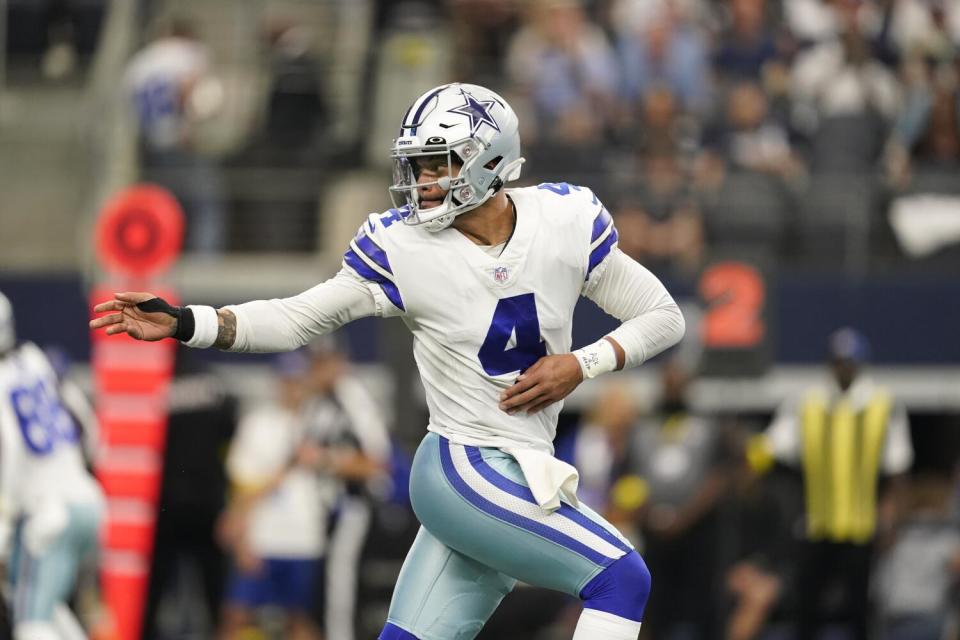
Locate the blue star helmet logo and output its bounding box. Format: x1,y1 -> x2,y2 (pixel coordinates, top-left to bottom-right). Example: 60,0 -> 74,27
447,90 -> 501,135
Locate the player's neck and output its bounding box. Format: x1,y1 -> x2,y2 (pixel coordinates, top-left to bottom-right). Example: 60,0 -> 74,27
451,192 -> 515,247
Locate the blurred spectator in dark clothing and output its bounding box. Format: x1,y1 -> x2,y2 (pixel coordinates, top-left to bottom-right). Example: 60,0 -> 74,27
506,0 -> 620,146
612,360 -> 733,640
724,429 -> 804,640
705,81 -> 805,182
143,349 -> 238,640
713,0 -> 781,83
5,0 -> 106,80
616,0 -> 712,113
612,153 -> 706,274
222,22 -> 328,254
756,328 -> 914,640
253,23 -> 329,163
875,473 -> 960,640
449,0 -> 522,86
125,18 -> 227,255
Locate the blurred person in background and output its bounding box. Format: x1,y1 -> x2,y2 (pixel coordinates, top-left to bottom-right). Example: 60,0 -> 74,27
301,338 -> 390,640
142,348 -> 238,640
219,346 -> 387,640
257,23 -> 330,161
874,472 -> 960,640
450,0 -> 522,87
218,351 -> 327,640
124,17 -> 226,255
631,86 -> 691,159
615,0 -> 712,115
611,153 -> 706,276
223,21 -> 330,253
887,0 -> 960,64
704,81 -> 805,183
40,346 -> 100,474
790,0 -> 900,169
712,0 -> 783,84
723,444 -> 797,640
557,383 -> 641,520
0,291 -> 104,640
884,37 -> 960,188
757,327 -> 914,640
4,0 -> 107,81
506,0 -> 619,146
611,359 -> 733,640
90,81 -> 686,640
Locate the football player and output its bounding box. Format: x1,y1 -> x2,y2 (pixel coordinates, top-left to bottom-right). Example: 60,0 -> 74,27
90,83 -> 686,640
0,291 -> 104,640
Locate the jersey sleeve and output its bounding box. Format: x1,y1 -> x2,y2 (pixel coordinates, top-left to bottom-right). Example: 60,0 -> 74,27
341,213 -> 406,318
576,187 -> 619,290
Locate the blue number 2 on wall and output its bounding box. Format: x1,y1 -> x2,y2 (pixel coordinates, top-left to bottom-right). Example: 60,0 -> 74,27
478,293 -> 547,376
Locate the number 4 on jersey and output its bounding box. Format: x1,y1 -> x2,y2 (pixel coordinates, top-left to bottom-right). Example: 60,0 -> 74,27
478,294 -> 547,376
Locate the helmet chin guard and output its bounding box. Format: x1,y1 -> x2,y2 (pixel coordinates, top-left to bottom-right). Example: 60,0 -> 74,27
389,83 -> 524,232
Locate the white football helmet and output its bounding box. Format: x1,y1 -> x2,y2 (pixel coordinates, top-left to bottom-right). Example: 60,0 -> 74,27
0,290 -> 14,354
389,83 -> 525,232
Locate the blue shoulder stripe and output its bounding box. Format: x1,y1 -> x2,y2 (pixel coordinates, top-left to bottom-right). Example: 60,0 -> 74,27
586,227 -> 619,279
590,207 -> 613,243
344,248 -> 405,311
354,232 -> 392,275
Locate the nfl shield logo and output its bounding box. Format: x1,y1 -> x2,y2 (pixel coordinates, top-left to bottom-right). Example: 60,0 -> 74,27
493,266 -> 509,283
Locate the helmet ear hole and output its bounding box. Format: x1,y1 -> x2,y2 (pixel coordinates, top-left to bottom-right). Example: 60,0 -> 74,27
484,156 -> 503,170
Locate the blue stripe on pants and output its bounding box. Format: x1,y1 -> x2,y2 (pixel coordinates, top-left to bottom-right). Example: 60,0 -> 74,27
462,445 -> 633,555
439,437 -> 616,566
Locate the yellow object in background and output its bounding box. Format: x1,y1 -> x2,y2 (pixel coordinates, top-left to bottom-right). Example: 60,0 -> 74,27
611,475 -> 650,512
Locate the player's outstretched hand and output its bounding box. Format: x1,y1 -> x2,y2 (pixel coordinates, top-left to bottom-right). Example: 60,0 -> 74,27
89,292 -> 177,341
499,354 -> 583,416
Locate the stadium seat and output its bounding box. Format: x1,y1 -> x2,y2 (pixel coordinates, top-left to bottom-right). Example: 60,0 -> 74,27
705,169 -> 792,255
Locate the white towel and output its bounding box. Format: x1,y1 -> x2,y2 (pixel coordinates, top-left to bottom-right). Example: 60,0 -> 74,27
503,447 -> 581,512
890,195 -> 960,257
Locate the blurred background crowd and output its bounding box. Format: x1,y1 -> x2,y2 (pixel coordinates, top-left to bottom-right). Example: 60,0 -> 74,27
0,0 -> 959,639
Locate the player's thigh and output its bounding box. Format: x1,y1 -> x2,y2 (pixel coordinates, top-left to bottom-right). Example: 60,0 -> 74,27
384,526 -> 515,640
410,433 -> 634,597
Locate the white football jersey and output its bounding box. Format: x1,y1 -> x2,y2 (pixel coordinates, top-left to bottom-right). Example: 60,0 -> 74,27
0,343 -> 104,518
342,183 -> 618,453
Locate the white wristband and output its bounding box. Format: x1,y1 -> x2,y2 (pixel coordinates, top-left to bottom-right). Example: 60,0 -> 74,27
572,338 -> 618,379
184,305 -> 219,348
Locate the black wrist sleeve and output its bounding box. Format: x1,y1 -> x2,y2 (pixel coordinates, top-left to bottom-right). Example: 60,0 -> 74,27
136,297 -> 196,342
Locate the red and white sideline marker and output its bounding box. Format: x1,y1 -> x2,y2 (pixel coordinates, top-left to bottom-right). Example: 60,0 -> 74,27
89,185 -> 183,640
